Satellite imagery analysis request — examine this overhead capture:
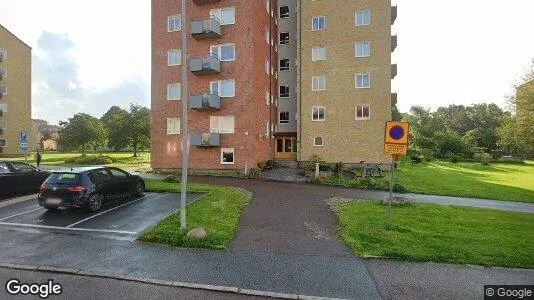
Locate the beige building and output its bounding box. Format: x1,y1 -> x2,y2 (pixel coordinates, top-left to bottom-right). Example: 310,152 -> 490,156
0,24 -> 32,156
298,1 -> 397,164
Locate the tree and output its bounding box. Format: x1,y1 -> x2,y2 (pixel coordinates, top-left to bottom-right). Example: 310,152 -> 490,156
58,113 -> 108,155
126,104 -> 151,157
391,104 -> 402,121
406,106 -> 442,158
101,106 -> 130,151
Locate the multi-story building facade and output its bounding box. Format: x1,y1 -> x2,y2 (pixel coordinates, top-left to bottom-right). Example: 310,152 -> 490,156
151,0 -> 397,170
0,24 -> 32,156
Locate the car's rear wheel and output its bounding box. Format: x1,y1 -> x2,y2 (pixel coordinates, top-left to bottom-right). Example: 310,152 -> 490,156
135,181 -> 145,197
87,193 -> 104,212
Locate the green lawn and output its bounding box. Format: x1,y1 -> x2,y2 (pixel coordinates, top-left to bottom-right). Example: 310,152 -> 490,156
396,161 -> 534,203
0,151 -> 151,171
335,201 -> 534,269
139,179 -> 250,249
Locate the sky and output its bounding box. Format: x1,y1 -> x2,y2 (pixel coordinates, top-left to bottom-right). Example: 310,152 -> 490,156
1,0 -> 533,125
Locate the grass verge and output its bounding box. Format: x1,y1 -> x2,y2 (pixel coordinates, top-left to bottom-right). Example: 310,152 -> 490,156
139,179 -> 250,249
334,200 -> 534,269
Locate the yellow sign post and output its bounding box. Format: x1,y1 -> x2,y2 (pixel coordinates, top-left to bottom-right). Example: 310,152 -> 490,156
384,121 -> 410,225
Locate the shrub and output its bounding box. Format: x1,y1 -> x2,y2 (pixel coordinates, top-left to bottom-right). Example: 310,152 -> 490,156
265,160 -> 278,170
474,152 -> 491,165
449,154 -> 460,163
331,162 -> 344,176
65,155 -> 114,165
305,155 -> 330,172
163,174 -> 179,182
410,155 -> 423,164
247,167 -> 262,179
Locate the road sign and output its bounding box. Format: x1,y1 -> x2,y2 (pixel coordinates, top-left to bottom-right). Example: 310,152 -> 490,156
20,131 -> 27,143
20,142 -> 28,151
384,121 -> 409,144
384,143 -> 408,156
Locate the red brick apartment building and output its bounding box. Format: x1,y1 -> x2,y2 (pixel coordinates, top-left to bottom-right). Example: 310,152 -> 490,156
151,0 -> 278,171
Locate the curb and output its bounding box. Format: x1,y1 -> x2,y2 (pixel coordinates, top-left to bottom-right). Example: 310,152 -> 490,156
0,262 -> 348,300
0,194 -> 38,208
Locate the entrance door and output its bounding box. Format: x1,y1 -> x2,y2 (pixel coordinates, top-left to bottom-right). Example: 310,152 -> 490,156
275,137 -> 297,160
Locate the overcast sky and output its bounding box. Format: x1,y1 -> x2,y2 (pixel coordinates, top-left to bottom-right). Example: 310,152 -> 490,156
1,0 -> 533,125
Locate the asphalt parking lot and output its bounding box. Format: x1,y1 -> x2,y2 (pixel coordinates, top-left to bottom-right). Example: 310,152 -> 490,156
0,192 -> 201,240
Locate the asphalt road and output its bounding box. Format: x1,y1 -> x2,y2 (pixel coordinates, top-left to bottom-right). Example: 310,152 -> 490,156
0,267 -> 267,300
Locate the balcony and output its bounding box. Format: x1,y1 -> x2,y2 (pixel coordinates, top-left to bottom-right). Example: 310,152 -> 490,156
191,17 -> 221,40
391,93 -> 398,106
391,64 -> 397,79
391,6 -> 397,25
190,132 -> 220,147
391,35 -> 397,52
193,0 -> 220,5
190,55 -> 221,75
190,93 -> 220,110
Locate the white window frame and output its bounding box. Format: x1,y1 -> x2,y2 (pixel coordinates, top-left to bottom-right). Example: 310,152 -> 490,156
356,10 -> 371,26
168,15 -> 181,32
210,80 -> 236,98
0,66 -> 6,77
210,116 -> 235,134
210,7 -> 236,25
166,118 -> 181,135
221,148 -> 235,165
312,46 -> 326,61
167,83 -> 181,100
312,106 -> 326,121
265,90 -> 270,105
0,86 -> 7,94
210,44 -> 236,61
265,0 -> 270,13
279,6 -> 290,18
265,60 -> 270,74
0,139 -> 6,148
355,73 -> 371,89
279,32 -> 290,45
167,49 -> 181,66
355,105 -> 371,120
312,76 -> 326,91
312,16 -> 326,31
355,42 -> 371,57
279,111 -> 290,124
279,85 -> 290,98
314,137 -> 323,147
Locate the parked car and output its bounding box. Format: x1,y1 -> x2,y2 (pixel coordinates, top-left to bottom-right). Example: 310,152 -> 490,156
0,161 -> 51,196
38,166 -> 145,212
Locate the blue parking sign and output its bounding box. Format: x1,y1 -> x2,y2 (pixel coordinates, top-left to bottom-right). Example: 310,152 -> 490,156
20,131 -> 28,151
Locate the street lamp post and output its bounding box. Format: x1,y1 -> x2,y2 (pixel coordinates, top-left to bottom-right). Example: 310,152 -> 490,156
180,0 -> 189,229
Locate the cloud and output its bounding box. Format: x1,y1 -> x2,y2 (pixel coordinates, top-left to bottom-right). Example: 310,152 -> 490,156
32,31 -> 149,125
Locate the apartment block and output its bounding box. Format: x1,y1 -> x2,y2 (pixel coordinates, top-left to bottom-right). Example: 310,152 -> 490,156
151,0 -> 396,170
0,24 -> 32,156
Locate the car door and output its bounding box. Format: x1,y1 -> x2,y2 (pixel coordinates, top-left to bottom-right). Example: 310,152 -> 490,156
0,162 -> 17,195
88,169 -> 114,199
9,162 -> 38,193
106,167 -> 132,199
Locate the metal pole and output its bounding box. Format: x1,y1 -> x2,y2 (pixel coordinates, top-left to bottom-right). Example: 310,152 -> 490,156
387,155 -> 395,226
180,0 -> 189,229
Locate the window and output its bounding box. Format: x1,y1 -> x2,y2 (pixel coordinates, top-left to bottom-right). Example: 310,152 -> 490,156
221,148 -> 235,164
11,162 -> 33,172
279,32 -> 290,45
211,44 -> 235,61
109,168 -> 128,179
356,73 -> 370,88
279,112 -> 289,124
356,10 -> 371,26
312,106 -> 325,121
0,67 -> 6,76
210,116 -> 235,133
279,85 -> 290,98
355,105 -> 371,120
0,103 -> 6,113
0,86 -> 7,94
312,46 -> 325,61
89,169 -> 111,184
168,50 -> 181,66
279,59 -> 290,71
168,15 -> 181,32
312,16 -> 326,31
314,137 -> 323,147
210,7 -> 235,25
312,76 -> 326,91
167,83 -> 181,100
265,27 -> 270,45
265,90 -> 270,105
210,80 -> 235,97
265,60 -> 270,74
0,162 -> 10,173
0,49 -> 7,59
279,6 -> 290,18
0,139 -> 6,147
356,42 -> 370,57
167,118 -> 181,134
265,0 -> 270,13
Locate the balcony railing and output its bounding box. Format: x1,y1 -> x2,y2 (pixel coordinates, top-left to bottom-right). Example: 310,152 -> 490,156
190,133 -> 221,147
391,6 -> 397,25
190,54 -> 221,75
190,93 -> 221,110
391,35 -> 397,52
193,0 -> 220,5
191,17 -> 221,40
391,64 -> 397,79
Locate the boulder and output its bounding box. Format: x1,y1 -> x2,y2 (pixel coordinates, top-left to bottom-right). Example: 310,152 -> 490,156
186,227 -> 207,239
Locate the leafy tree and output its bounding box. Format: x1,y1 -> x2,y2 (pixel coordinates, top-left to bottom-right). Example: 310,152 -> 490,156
436,131 -> 466,157
126,104 -> 151,157
58,113 -> 108,155
391,104 -> 402,121
406,106 -> 441,157
101,106 -> 130,151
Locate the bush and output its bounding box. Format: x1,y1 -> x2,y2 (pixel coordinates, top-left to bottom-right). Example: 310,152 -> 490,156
247,167 -> 261,179
314,175 -> 406,193
265,160 -> 278,170
163,174 -> 179,182
65,155 -> 114,165
474,152 -> 491,165
305,155 -> 330,172
410,155 -> 422,164
448,153 -> 460,163
331,162 -> 344,176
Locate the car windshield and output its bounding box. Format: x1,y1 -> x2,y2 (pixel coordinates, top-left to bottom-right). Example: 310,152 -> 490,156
44,173 -> 80,185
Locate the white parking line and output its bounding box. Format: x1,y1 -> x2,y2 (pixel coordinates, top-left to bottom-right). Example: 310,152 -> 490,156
0,207 -> 42,222
0,222 -> 137,235
65,193 -> 155,228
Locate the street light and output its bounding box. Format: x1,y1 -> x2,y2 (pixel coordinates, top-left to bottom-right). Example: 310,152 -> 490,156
180,0 -> 189,229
